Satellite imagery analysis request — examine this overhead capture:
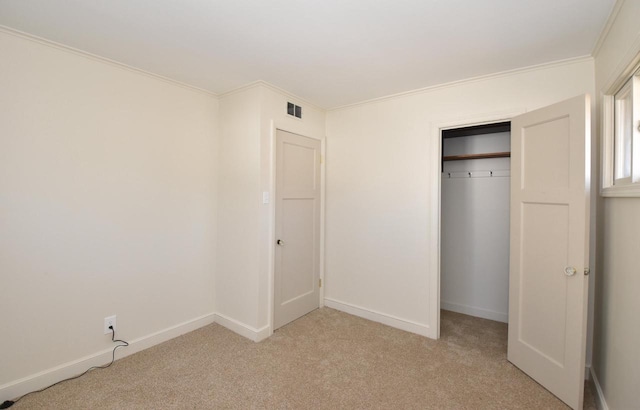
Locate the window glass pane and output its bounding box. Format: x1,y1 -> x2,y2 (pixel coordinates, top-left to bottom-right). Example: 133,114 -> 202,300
614,79 -> 633,180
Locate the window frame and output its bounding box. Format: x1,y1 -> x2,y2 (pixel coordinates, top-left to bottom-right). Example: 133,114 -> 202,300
601,62 -> 640,197
613,77 -> 634,183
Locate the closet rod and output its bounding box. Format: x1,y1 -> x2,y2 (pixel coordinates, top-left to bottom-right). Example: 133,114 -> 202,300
442,151 -> 510,162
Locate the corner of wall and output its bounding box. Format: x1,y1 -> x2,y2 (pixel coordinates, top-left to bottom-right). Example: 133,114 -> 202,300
213,313 -> 270,342
589,367 -> 609,410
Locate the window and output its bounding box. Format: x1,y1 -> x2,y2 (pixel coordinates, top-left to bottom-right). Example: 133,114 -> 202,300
614,78 -> 633,181
602,66 -> 640,196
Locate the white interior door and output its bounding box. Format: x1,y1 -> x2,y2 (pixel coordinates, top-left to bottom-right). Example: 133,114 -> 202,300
274,130 -> 321,330
508,95 -> 590,409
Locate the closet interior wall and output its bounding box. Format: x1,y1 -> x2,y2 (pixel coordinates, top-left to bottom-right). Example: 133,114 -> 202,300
441,130 -> 511,323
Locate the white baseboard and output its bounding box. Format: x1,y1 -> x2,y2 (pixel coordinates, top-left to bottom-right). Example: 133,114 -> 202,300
214,313 -> 270,342
324,298 -> 431,337
0,312 -> 216,403
589,367 -> 609,410
441,301 -> 508,323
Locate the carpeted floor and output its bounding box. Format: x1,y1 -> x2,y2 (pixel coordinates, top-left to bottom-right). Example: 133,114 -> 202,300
12,308 -> 596,409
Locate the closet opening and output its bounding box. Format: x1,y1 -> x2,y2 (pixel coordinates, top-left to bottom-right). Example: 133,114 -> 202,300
440,121 -> 511,338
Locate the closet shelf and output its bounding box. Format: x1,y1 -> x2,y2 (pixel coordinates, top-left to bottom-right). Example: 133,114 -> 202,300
442,151 -> 510,161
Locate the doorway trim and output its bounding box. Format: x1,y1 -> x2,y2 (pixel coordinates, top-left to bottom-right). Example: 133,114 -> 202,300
429,110 -> 523,339
267,121 -> 326,337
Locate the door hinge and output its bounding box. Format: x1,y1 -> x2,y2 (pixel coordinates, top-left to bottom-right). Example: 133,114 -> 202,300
319,278 -> 322,288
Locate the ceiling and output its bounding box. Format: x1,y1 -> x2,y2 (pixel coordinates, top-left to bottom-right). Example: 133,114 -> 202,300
0,0 -> 616,108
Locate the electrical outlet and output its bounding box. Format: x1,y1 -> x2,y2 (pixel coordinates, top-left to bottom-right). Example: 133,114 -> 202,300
104,315 -> 116,334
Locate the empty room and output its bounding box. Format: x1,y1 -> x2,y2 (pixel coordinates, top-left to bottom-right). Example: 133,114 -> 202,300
1,1 -> 639,409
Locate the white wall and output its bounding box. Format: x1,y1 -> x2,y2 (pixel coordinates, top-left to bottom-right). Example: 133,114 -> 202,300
441,133 -> 510,323
216,86 -> 262,331
216,83 -> 325,338
0,30 -> 219,400
592,1 -> 640,409
325,58 -> 595,337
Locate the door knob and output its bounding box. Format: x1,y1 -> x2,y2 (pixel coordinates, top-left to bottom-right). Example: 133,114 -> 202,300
564,266 -> 577,276
277,239 -> 283,246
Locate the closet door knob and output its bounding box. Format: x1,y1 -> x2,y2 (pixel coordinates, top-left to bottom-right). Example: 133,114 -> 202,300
564,266 -> 577,276
277,239 -> 283,246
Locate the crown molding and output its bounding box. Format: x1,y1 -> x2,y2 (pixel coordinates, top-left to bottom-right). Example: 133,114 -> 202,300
591,0 -> 626,58
0,25 -> 218,97
328,56 -> 594,111
219,80 -> 326,111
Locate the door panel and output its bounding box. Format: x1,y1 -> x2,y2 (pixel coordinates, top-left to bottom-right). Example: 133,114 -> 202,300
521,116 -> 571,191
281,198 -> 315,303
283,142 -> 318,191
508,95 -> 590,410
519,203 -> 569,365
274,130 -> 321,330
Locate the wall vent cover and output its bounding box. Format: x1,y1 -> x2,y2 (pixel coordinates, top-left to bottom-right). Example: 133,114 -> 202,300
287,102 -> 302,119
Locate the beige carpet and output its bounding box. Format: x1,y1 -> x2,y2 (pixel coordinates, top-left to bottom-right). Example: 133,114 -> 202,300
13,308 -> 596,409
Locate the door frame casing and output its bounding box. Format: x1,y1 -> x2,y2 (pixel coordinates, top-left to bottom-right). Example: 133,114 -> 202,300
267,121 -> 326,337
429,110 -> 523,339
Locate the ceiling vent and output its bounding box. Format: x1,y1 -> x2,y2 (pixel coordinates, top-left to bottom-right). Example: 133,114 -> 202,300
287,102 -> 302,119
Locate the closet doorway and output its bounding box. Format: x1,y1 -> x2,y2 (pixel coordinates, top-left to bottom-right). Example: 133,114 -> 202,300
440,122 -> 511,324
433,96 -> 590,409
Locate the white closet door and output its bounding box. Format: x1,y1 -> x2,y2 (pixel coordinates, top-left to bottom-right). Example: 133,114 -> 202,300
508,95 -> 590,410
